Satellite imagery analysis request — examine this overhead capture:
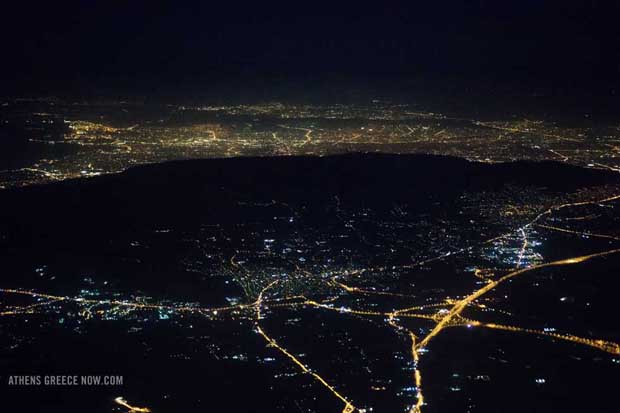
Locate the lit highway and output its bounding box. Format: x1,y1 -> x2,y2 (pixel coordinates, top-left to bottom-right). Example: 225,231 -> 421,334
2,185 -> 620,412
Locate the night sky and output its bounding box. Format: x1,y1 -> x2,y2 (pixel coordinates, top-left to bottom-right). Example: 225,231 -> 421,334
2,1 -> 620,97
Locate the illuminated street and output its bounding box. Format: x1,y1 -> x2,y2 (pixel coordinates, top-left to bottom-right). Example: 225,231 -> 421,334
2,156 -> 620,411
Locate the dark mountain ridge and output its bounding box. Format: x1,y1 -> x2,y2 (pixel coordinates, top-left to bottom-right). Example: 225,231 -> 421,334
0,153 -> 617,249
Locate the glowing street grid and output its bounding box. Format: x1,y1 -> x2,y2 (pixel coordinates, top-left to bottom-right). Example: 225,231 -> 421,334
2,100 -> 620,188
2,174 -> 620,412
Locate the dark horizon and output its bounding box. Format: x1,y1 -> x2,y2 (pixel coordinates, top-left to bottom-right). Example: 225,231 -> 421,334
3,1 -> 620,99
